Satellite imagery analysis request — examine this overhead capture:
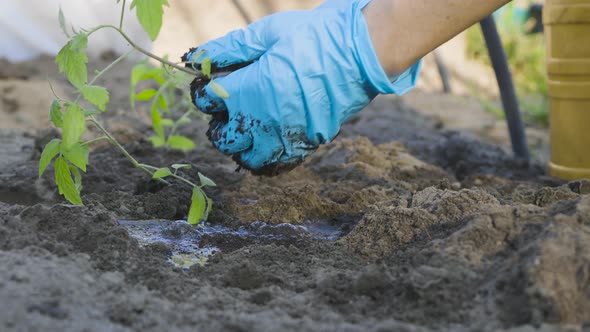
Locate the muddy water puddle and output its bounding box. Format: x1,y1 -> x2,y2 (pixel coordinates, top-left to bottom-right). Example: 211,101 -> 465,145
118,220 -> 348,268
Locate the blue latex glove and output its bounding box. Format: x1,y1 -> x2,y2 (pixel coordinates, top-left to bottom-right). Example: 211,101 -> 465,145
184,0 -> 421,176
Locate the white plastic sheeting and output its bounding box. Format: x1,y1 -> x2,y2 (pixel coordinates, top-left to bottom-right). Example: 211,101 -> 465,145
0,0 -> 151,62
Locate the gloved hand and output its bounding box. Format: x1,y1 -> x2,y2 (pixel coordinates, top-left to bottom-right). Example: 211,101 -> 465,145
183,0 -> 421,176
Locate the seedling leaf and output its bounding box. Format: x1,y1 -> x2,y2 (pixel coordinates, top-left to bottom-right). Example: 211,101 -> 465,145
135,89 -> 157,101
167,135 -> 195,151
62,103 -> 86,150
133,65 -> 164,84
153,167 -> 172,179
176,117 -> 191,125
63,143 -> 89,172
83,109 -> 99,117
81,84 -> 110,111
131,63 -> 151,85
55,33 -> 88,88
58,7 -> 70,38
201,57 -> 211,78
153,72 -> 167,85
158,95 -> 169,113
209,81 -> 230,99
54,156 -> 82,205
130,0 -> 169,41
198,172 -> 216,187
161,119 -> 174,127
190,49 -> 206,62
205,197 -> 213,221
151,105 -> 164,138
148,135 -> 166,147
39,139 -> 62,178
50,100 -> 64,128
187,187 -> 206,225
171,164 -> 191,170
69,165 -> 83,192
170,70 -> 194,87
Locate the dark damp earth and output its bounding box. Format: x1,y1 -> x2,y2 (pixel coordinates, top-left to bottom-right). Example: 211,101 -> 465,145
0,56 -> 589,332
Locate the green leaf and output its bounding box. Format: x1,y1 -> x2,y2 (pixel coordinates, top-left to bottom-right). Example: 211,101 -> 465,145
152,73 -> 167,85
136,89 -> 157,101
161,119 -> 174,127
171,164 -> 191,170
62,103 -> 86,150
148,135 -> 166,147
58,7 -> 70,38
50,100 -> 63,128
187,187 -> 206,225
205,197 -> 213,221
130,0 -> 170,41
131,64 -> 164,85
167,135 -> 195,152
176,117 -> 191,125
198,172 -> 216,187
69,32 -> 87,51
170,70 -> 194,87
157,94 -> 169,113
209,81 -> 230,99
201,57 -> 211,78
54,156 -> 82,205
62,143 -> 89,172
55,33 -> 88,88
130,63 -> 161,108
69,165 -> 83,192
190,49 -> 206,63
151,105 -> 164,138
39,139 -> 62,178
153,167 -> 172,179
83,109 -> 99,117
131,64 -> 147,86
81,84 -> 109,111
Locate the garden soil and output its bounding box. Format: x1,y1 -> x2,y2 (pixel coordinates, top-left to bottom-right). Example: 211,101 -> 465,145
0,56 -> 589,332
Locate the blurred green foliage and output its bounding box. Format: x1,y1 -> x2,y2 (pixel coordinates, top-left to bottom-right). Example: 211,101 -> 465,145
465,2 -> 549,126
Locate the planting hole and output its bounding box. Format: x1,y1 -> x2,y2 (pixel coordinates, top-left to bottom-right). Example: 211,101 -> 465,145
118,220 -> 347,269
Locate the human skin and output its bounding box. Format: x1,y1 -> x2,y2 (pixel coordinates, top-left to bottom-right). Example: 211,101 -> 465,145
186,0 -> 515,174
364,0 -> 512,74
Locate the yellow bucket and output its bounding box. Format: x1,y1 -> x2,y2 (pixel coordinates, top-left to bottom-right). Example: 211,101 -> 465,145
544,0 -> 590,180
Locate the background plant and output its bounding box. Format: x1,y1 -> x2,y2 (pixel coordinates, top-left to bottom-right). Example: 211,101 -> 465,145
130,59 -> 199,151
465,2 -> 548,126
39,0 -> 227,224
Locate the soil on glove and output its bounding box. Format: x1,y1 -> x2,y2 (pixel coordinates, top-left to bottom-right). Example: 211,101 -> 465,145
0,56 -> 589,332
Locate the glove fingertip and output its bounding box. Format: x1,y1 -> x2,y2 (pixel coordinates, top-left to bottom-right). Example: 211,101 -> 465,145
191,77 -> 228,114
181,46 -> 203,63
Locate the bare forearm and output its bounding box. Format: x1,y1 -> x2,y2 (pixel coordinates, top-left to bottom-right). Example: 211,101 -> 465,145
364,0 -> 511,74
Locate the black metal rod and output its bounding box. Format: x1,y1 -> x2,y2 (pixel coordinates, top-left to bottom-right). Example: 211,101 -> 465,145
480,15 -> 530,160
433,51 -> 452,94
231,0 -> 254,24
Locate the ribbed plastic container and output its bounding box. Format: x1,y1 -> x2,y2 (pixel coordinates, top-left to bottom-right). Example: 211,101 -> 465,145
544,0 -> 590,180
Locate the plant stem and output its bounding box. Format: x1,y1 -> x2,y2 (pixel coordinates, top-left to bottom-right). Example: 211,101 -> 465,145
170,173 -> 199,189
88,116 -> 169,184
81,136 -> 109,146
169,109 -> 192,138
75,49 -> 134,104
48,80 -> 65,101
152,79 -> 172,113
88,25 -> 201,76
140,163 -> 200,189
119,0 -> 127,30
89,49 -> 135,86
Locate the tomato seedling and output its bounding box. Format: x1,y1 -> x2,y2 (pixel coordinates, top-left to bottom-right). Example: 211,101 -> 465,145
40,0 -> 227,224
